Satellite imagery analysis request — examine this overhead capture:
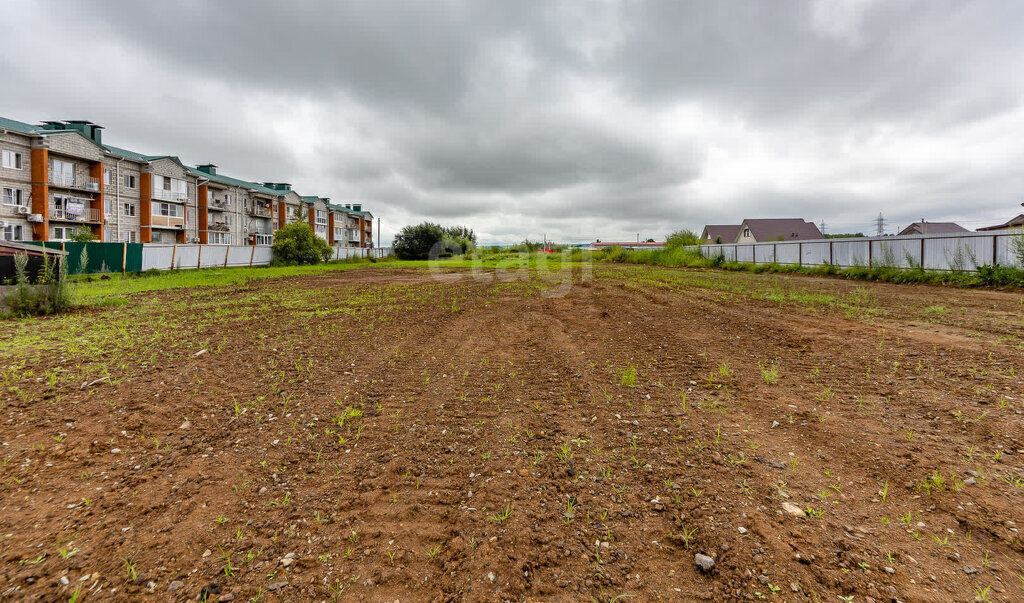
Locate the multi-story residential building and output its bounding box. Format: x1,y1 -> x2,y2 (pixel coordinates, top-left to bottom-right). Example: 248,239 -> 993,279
1,115 -> 377,249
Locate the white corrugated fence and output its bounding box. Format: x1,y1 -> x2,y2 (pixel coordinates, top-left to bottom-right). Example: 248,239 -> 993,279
695,230 -> 1024,272
141,245 -> 392,270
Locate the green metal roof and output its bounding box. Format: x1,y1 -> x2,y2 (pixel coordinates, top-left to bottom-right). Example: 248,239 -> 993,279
102,144 -> 159,163
0,116 -> 43,134
186,166 -> 282,196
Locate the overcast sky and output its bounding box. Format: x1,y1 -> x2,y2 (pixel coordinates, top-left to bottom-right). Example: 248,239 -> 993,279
4,0 -> 1024,244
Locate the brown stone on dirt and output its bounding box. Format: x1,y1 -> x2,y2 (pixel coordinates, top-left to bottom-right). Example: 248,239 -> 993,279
781,502 -> 805,517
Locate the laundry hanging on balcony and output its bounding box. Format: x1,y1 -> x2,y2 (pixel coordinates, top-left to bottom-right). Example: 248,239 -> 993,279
65,199 -> 85,217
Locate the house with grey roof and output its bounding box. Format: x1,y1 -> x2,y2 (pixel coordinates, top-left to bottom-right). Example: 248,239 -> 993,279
897,221 -> 968,236
700,224 -> 741,244
977,214 -> 1024,231
735,218 -> 823,243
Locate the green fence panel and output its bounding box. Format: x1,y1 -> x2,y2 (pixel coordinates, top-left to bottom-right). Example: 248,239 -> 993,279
25,242 -> 144,274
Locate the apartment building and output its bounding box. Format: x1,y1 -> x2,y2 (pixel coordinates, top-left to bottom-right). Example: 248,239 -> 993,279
1,116 -> 375,249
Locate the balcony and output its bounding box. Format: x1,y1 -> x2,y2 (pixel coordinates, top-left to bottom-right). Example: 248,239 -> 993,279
246,203 -> 272,217
49,172 -> 100,192
50,204 -> 102,223
153,189 -> 189,202
151,214 -> 185,229
209,199 -> 230,210
209,222 -> 230,232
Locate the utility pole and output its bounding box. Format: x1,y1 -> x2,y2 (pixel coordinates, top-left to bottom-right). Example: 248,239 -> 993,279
875,212 -> 885,237
921,218 -> 926,235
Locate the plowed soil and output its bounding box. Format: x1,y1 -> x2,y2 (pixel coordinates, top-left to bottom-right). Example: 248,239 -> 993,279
1,263 -> 1023,602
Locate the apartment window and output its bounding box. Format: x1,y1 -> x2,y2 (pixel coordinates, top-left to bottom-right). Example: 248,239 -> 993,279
104,198 -> 114,216
2,150 -> 23,169
103,167 -> 112,186
209,231 -> 228,245
52,225 -> 75,241
2,187 -> 24,206
123,202 -> 136,217
123,174 -> 137,189
158,202 -> 182,217
3,224 -> 24,241
121,231 -> 137,244
52,159 -> 75,186
315,210 -> 328,226
743,228 -> 750,238
225,213 -> 232,226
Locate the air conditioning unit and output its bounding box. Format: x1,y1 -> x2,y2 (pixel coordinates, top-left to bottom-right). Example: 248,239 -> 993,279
27,213 -> 44,223
17,205 -> 30,214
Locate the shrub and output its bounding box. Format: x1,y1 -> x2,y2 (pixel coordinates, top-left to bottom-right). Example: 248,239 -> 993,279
393,222 -> 444,260
976,264 -> 1024,287
2,252 -> 72,317
393,223 -> 478,260
272,223 -> 332,265
70,226 -> 97,243
665,229 -> 701,250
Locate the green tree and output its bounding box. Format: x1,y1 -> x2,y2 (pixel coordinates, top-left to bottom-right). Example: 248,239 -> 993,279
70,226 -> 97,242
272,222 -> 332,265
665,229 -> 701,250
393,222 -> 444,260
442,225 -> 477,255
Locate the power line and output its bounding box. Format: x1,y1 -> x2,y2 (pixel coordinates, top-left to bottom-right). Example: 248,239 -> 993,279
875,212 -> 885,236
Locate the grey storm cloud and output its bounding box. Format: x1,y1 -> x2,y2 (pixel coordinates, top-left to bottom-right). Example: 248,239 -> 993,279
4,0 -> 1024,243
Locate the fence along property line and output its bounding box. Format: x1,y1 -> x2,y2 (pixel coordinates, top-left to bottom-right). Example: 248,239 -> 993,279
695,230 -> 1024,273
141,244 -> 274,270
141,245 -> 394,270
24,242 -> 394,273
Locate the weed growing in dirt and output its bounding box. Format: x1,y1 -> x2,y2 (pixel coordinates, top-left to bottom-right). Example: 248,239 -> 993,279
554,441 -> 574,464
564,498 -> 579,524
57,546 -> 79,559
759,363 -> 779,385
618,364 -> 637,387
121,555 -> 138,580
489,502 -> 513,523
675,525 -> 698,549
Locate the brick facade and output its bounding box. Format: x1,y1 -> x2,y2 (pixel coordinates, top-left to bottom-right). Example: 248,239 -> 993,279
1,116 -> 377,248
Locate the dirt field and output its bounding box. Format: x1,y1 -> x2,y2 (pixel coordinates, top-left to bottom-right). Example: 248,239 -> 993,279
1,262 -> 1023,602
